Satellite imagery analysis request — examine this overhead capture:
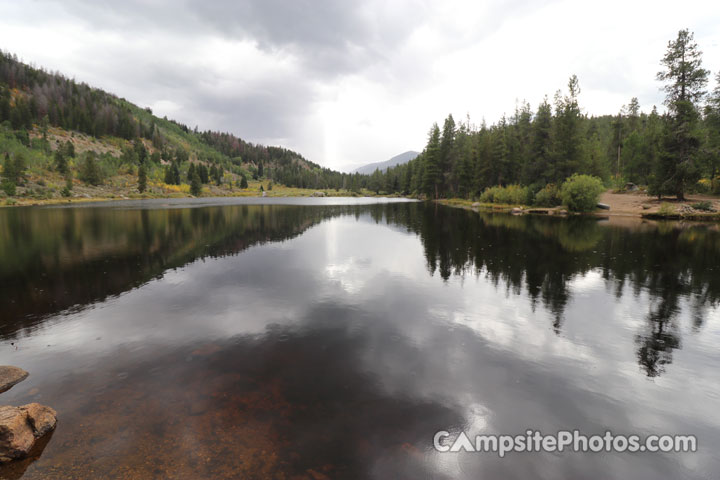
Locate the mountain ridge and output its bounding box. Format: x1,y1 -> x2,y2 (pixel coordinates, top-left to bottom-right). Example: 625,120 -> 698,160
353,150 -> 420,175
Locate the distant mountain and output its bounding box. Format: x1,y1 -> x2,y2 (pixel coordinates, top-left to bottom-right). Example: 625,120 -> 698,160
337,163 -> 365,173
354,151 -> 420,175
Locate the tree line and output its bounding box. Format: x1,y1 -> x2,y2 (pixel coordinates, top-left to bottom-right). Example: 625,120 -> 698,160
367,29 -> 720,202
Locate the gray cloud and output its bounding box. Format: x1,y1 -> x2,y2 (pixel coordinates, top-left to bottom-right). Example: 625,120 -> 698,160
52,0 -> 421,77
2,0 -> 719,167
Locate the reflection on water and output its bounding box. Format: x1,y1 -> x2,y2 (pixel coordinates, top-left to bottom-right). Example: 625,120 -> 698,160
0,199 -> 719,479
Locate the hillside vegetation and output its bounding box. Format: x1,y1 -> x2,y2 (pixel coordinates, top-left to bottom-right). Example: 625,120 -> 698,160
0,50 -> 375,204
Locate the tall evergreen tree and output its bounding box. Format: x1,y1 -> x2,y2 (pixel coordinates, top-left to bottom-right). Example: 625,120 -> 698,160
553,75 -> 586,183
54,150 -> 68,174
702,72 -> 720,188
438,114 -> 456,195
421,124 -> 441,199
190,170 -> 202,196
79,152 -> 102,186
651,29 -> 709,200
138,163 -> 147,193
523,98 -> 553,184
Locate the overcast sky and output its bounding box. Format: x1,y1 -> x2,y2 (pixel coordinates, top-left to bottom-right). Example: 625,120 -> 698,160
1,0 -> 719,170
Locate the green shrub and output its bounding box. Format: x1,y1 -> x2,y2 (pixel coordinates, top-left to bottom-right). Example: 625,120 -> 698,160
694,179 -> 711,194
534,183 -> 561,207
658,202 -> 676,216
479,185 -> 501,203
479,184 -> 530,205
691,201 -> 714,212
2,152 -> 26,185
559,174 -> 605,212
1,179 -> 15,196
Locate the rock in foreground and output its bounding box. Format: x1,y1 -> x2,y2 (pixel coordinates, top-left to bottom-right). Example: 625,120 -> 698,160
0,367 -> 28,394
0,407 -> 35,463
0,404 -> 57,463
19,404 -> 57,438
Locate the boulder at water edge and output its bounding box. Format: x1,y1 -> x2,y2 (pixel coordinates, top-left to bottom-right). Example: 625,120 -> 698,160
0,404 -> 57,463
0,367 -> 28,394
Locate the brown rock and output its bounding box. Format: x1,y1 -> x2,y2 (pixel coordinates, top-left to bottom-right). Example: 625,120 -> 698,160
0,367 -> 29,394
0,406 -> 34,463
19,404 -> 57,437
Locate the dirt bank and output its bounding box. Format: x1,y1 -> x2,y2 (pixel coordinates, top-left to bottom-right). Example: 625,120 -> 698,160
598,191 -> 720,216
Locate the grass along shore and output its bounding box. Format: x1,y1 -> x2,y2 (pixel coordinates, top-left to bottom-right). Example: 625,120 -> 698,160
0,170 -> 397,208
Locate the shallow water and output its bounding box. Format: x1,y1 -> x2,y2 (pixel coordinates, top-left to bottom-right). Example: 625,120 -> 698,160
0,198 -> 719,479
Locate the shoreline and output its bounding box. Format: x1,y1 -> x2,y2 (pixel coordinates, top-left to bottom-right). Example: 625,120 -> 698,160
437,190 -> 720,222
5,189 -> 720,222
0,189 -> 406,208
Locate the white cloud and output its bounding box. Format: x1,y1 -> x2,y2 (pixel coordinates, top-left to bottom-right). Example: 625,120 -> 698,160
0,0 -> 719,169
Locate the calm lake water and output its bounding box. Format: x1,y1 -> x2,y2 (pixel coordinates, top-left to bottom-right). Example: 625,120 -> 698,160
0,198 -> 719,479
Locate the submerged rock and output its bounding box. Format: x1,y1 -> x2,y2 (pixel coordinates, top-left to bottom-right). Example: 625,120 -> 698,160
0,367 -> 28,394
0,404 -> 57,463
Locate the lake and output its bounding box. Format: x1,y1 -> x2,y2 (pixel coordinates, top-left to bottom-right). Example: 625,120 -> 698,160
0,198 -> 719,479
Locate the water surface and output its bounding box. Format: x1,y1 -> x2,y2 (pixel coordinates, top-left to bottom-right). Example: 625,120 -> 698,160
0,198 -> 719,479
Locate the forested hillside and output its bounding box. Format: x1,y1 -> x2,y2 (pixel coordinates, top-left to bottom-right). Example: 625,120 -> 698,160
362,29 -> 720,204
0,50 -> 360,201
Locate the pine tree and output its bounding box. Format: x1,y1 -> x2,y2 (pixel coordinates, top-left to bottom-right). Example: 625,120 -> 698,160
172,162 -> 181,185
523,98 -> 553,185
422,124 -> 441,198
651,29 -> 709,200
79,152 -> 102,186
439,114 -> 456,195
63,140 -> 75,158
164,165 -> 174,185
133,139 -> 147,164
138,163 -> 147,193
54,150 -> 68,174
190,171 -> 202,196
240,174 -> 248,189
1,152 -> 17,195
62,171 -> 73,197
704,72 -> 720,188
553,75 -> 586,183
198,164 -> 209,184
